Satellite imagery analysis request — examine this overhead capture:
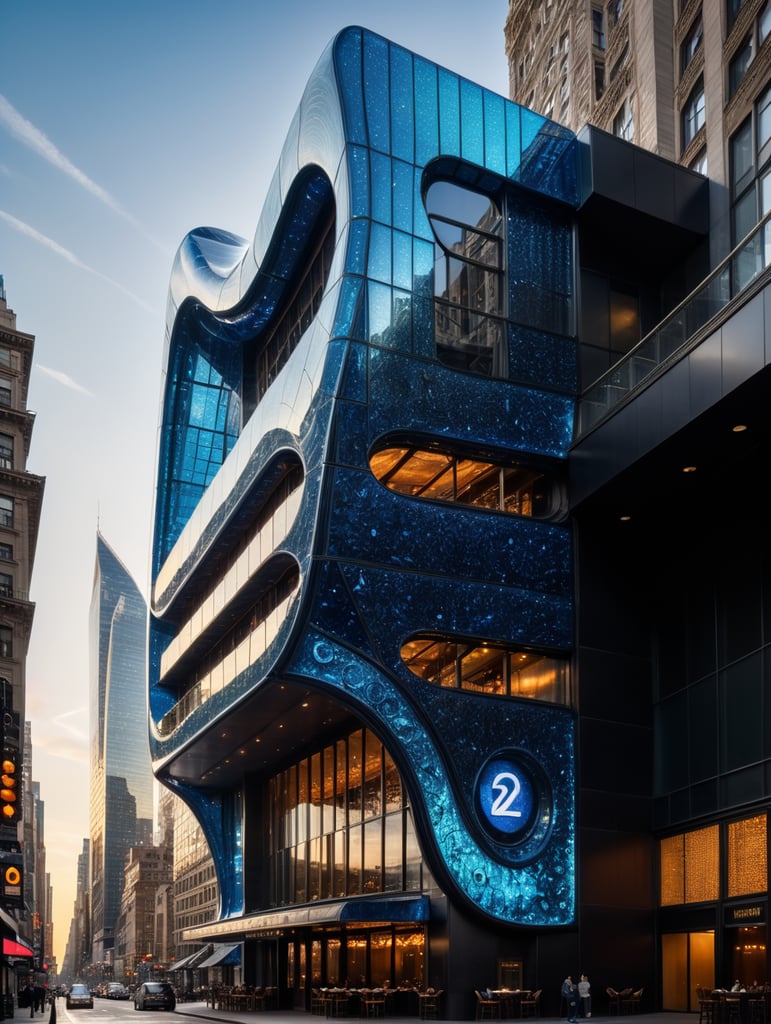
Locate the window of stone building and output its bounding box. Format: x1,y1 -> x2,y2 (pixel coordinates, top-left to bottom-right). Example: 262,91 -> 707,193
682,78 -> 706,149
613,97 -> 634,141
0,435 -> 12,470
680,16 -> 703,78
592,7 -> 605,49
729,35 -> 753,100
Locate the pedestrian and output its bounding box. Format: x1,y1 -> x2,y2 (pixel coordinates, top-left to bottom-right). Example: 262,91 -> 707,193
578,974 -> 591,1018
562,975 -> 578,1023
25,982 -> 34,1019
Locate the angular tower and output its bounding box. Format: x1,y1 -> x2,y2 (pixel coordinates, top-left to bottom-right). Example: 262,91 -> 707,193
89,533 -> 152,965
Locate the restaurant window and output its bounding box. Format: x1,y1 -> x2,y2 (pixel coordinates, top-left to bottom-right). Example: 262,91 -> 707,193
680,16 -> 703,77
267,728 -> 422,909
682,79 -> 706,150
727,815 -> 767,896
0,496 -> 13,529
401,636 -> 570,705
660,825 -> 720,906
370,443 -> 563,520
0,435 -> 11,470
427,180 -> 505,379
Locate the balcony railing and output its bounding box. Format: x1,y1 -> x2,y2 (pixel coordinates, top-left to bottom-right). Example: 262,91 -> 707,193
578,210 -> 771,437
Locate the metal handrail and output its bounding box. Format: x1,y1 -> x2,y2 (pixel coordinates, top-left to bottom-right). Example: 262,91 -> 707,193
577,210 -> 771,437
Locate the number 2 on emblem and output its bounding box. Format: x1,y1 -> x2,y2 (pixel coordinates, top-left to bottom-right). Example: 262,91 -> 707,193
490,771 -> 522,817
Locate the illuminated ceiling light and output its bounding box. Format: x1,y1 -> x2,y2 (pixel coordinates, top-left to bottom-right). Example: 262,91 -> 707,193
301,702 -> 309,708
619,514 -> 632,521
254,737 -> 261,743
682,465 -> 697,473
732,424 -> 747,432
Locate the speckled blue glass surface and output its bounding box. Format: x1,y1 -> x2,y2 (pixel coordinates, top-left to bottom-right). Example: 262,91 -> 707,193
150,25 -> 580,927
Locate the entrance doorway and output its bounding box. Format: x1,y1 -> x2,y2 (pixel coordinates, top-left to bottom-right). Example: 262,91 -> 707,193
662,930 -> 715,1011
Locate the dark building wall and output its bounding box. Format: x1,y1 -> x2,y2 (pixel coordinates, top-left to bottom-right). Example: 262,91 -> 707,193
573,510 -> 656,1005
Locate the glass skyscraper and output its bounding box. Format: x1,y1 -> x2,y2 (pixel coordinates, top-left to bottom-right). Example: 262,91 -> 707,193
89,532 -> 152,965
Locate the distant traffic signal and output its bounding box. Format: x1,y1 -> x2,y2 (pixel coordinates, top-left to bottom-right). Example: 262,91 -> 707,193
0,752 -> 18,822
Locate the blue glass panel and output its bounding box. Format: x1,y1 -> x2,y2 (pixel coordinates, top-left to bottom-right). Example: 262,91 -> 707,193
392,160 -> 413,234
340,340 -> 368,403
391,288 -> 413,352
460,79 -> 484,165
349,145 -> 370,218
414,173 -> 432,242
345,218 -> 369,277
368,223 -> 392,285
331,277 -> 364,342
413,236 -> 433,294
437,68 -> 460,156
414,58 -> 439,166
364,33 -> 390,154
521,106 -> 546,158
335,27 -> 366,144
412,295 -> 434,358
370,151 -> 392,226
390,45 -> 414,163
392,229 -> 412,292
484,91 -> 506,176
505,102 -> 522,180
368,281 -> 393,344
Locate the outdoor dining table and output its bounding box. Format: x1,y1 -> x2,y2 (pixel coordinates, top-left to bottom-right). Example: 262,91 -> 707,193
493,989 -> 532,1017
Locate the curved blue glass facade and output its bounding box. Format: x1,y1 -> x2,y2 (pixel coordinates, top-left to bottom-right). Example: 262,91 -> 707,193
150,26 -> 579,934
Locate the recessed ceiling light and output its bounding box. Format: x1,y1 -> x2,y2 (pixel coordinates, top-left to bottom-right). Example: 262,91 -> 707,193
682,466 -> 697,473
732,424 -> 747,433
619,514 -> 631,521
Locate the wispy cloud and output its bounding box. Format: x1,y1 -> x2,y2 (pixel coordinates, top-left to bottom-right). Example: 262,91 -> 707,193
0,93 -> 166,251
0,209 -> 156,313
0,94 -> 126,215
35,364 -> 94,397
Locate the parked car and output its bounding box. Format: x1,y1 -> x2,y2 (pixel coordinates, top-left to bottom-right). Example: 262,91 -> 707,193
107,983 -> 129,1000
66,984 -> 94,1010
134,982 -> 176,1011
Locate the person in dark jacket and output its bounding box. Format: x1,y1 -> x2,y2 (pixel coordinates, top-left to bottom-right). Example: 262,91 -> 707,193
562,976 -> 578,1023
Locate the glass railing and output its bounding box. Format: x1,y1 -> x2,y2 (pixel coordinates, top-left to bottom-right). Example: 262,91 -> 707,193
578,210 -> 771,436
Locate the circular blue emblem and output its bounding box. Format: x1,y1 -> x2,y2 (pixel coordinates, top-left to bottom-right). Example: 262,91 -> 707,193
477,755 -> 537,841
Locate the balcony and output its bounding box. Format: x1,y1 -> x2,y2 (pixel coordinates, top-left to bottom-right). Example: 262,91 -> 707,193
578,211 -> 771,438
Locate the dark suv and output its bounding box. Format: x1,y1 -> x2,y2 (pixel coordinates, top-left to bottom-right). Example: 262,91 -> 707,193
134,983 -> 176,1011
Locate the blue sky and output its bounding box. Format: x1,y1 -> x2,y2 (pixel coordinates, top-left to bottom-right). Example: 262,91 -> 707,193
0,0 -> 510,965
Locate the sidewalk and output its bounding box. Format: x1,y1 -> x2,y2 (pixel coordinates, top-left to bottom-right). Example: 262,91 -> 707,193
174,1002 -> 693,1024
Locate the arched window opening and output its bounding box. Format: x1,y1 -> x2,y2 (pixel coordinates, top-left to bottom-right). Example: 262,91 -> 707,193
370,444 -> 562,520
426,180 -> 505,377
401,636 -> 569,704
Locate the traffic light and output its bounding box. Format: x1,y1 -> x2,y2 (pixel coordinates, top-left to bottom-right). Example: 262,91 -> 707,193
0,751 -> 18,823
